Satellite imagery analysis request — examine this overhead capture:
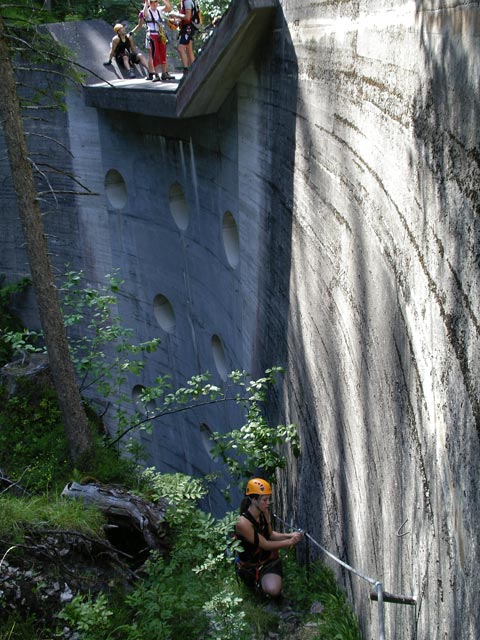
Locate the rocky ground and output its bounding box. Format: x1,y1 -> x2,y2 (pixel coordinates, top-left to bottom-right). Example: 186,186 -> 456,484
0,529 -> 136,637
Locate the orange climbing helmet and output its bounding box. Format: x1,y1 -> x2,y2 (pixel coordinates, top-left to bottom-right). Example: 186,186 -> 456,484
113,23 -> 124,33
245,478 -> 272,496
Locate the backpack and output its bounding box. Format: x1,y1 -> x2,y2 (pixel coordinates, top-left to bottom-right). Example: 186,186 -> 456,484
191,0 -> 202,29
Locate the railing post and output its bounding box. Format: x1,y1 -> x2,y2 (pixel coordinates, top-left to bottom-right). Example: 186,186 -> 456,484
375,581 -> 385,640
305,533 -> 310,581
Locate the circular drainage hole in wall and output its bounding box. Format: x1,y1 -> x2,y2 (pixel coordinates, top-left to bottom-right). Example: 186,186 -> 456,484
153,294 -> 176,333
222,211 -> 240,268
105,169 -> 128,209
132,384 -> 156,416
169,182 -> 189,230
200,422 -> 215,459
211,334 -> 228,381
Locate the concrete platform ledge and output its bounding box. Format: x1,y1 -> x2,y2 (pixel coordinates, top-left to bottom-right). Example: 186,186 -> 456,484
57,0 -> 278,119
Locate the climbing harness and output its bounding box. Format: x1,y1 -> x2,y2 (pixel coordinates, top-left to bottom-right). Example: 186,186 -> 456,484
234,509 -> 280,592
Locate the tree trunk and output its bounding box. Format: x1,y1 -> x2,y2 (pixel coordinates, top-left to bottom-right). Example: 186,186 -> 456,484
0,17 -> 94,465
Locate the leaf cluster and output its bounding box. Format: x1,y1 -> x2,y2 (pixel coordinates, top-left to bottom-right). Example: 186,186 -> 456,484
210,368 -> 300,481
1,3 -> 84,87
0,274 -> 32,365
59,270 -> 161,431
58,272 -> 300,476
0,376 -> 142,494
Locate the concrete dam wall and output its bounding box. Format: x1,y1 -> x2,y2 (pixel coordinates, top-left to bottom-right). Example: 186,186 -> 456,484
0,1 -> 479,638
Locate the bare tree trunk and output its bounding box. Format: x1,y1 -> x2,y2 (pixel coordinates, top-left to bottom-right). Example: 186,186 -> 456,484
0,17 -> 94,465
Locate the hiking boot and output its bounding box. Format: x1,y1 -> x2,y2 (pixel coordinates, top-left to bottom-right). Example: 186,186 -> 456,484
128,70 -> 135,78
148,72 -> 154,80
152,74 -> 161,82
161,72 -> 175,81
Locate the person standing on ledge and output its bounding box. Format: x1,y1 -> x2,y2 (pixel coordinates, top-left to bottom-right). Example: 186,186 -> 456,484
178,0 -> 196,75
104,24 -> 148,78
143,0 -> 175,82
235,478 -> 303,598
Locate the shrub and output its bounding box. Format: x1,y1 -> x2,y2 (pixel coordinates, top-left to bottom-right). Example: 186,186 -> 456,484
0,380 -> 71,493
283,556 -> 362,639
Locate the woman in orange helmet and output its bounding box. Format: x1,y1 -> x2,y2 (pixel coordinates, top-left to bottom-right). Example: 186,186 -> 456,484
235,478 -> 303,598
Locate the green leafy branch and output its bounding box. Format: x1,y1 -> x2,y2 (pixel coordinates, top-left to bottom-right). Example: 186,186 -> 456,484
108,367 -> 300,482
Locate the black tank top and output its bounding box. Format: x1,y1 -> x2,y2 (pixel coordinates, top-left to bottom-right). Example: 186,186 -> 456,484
236,511 -> 272,564
115,36 -> 132,57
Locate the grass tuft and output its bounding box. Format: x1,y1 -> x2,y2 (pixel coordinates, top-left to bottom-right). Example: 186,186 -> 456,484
0,493 -> 105,541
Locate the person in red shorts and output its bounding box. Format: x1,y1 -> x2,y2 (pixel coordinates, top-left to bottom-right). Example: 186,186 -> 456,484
142,0 -> 175,82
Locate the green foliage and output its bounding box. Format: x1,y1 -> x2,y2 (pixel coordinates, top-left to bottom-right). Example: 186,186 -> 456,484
198,0 -> 231,22
2,329 -> 44,363
52,469 -> 361,640
0,271 -> 289,487
0,614 -> 52,640
78,433 -> 143,486
0,624 -> 15,640
57,593 -> 114,640
0,272 -> 357,639
0,379 -> 71,492
0,0 -> 130,29
1,270 -> 299,494
283,557 -> 362,640
58,271 -> 299,480
140,469 -> 239,574
1,3 -> 86,92
210,368 -> 300,482
59,270 -> 161,437
283,556 -> 340,611
202,590 -> 250,640
124,551 -> 212,639
312,593 -> 362,640
48,0 -> 133,25
56,472 -> 255,640
112,367 -> 300,485
141,469 -> 207,519
0,376 -> 141,493
194,0 -> 232,54
0,275 -> 32,365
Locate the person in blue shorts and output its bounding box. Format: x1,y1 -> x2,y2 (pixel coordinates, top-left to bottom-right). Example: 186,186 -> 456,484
176,0 -> 196,74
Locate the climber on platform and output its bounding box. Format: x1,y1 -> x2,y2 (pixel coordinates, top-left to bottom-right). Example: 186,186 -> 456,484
142,0 -> 176,82
234,477 -> 303,598
104,24 -> 149,78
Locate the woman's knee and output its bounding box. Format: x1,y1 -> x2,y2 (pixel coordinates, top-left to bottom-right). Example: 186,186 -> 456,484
261,574 -> 282,597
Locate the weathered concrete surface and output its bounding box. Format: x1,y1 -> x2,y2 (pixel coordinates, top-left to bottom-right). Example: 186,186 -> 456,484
1,2 -> 480,638
256,2 -> 480,638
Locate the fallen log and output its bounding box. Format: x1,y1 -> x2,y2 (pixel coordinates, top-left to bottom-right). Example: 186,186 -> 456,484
61,481 -> 169,556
